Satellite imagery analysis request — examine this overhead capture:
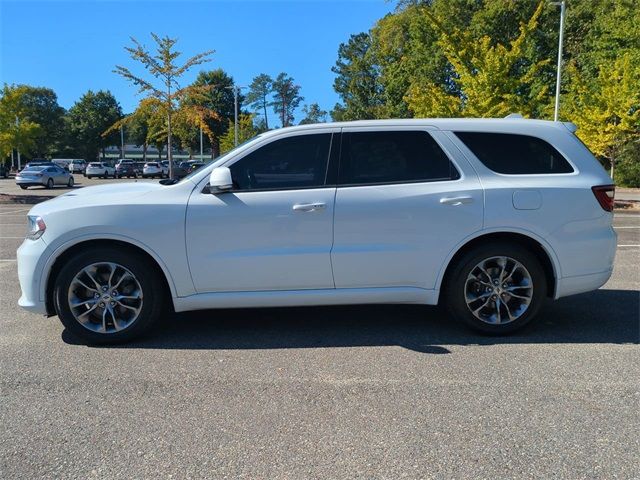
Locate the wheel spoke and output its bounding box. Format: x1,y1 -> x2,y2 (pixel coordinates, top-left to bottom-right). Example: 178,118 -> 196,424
74,278 -> 98,293
83,267 -> 102,290
70,298 -> 97,308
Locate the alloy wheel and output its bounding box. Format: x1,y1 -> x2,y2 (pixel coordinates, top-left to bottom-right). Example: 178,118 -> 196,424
464,256 -> 533,325
67,262 -> 144,334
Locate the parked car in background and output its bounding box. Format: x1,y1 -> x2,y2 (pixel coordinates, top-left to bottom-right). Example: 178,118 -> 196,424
85,162 -> 115,179
172,162 -> 190,179
142,162 -> 165,178
16,118 -> 617,343
116,160 -> 137,178
68,160 -> 87,175
134,162 -> 145,176
23,161 -> 55,170
51,159 -> 73,171
15,165 -> 74,189
188,162 -> 206,173
0,163 -> 9,178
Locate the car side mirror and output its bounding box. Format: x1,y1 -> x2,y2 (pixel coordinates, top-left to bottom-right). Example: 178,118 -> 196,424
209,166 -> 233,193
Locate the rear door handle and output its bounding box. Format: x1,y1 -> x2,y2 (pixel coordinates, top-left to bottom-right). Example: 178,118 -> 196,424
440,196 -> 474,206
292,202 -> 327,212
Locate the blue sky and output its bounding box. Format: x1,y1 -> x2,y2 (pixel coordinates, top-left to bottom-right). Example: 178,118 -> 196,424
0,0 -> 394,126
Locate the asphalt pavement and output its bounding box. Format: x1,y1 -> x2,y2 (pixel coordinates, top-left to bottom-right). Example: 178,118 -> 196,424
0,186 -> 638,479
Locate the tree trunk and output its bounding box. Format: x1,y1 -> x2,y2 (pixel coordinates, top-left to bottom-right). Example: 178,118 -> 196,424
143,143 -> 147,162
212,137 -> 220,158
263,98 -> 269,130
610,158 -> 615,181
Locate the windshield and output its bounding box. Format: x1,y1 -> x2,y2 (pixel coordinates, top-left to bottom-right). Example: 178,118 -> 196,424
176,134 -> 263,184
22,166 -> 46,172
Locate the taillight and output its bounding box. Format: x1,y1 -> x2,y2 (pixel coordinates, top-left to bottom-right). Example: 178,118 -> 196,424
592,185 -> 615,212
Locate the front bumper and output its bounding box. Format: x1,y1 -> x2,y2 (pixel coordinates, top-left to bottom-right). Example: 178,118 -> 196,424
17,238 -> 49,315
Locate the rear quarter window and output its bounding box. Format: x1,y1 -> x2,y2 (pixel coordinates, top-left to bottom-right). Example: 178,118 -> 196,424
454,132 -> 574,174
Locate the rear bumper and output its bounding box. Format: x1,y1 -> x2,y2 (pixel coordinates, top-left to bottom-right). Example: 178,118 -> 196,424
554,268 -> 614,299
15,178 -> 44,186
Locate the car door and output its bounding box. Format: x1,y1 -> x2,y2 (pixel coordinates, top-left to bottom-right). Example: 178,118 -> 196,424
185,129 -> 339,293
331,127 -> 484,291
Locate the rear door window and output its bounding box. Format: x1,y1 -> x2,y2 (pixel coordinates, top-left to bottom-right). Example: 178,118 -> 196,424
338,130 -> 460,186
454,132 -> 574,174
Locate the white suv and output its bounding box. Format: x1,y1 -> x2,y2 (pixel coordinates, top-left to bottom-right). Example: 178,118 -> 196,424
17,119 -> 616,343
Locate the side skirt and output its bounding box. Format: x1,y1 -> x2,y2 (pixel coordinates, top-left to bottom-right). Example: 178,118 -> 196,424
173,287 -> 439,312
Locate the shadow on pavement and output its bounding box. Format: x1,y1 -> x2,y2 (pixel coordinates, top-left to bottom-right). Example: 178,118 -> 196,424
62,288 -> 640,353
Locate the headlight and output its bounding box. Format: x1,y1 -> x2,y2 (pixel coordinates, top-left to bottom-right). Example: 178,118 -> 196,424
26,215 -> 46,240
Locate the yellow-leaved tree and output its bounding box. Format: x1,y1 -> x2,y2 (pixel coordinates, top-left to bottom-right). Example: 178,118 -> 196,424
405,1 -> 550,119
564,54 -> 640,180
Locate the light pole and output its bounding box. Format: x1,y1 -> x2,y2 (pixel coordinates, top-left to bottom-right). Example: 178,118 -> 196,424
199,126 -> 204,161
551,0 -> 566,122
225,85 -> 247,147
120,124 -> 125,159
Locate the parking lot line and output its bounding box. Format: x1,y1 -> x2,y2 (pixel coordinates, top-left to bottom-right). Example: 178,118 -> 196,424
614,226 -> 640,229
617,244 -> 640,247
0,259 -> 17,262
0,209 -> 30,215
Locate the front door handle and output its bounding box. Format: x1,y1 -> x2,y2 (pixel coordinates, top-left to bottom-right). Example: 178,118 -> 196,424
292,202 -> 327,212
440,196 -> 474,206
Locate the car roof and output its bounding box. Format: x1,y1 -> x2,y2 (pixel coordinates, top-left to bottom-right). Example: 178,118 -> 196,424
260,117 -> 574,138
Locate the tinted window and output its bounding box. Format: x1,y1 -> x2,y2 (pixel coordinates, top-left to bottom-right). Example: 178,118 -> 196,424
339,131 -> 459,185
455,132 -> 574,174
230,133 -> 332,190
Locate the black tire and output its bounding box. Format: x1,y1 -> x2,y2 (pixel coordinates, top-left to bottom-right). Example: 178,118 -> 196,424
87,175 -> 92,179
67,176 -> 74,188
46,178 -> 54,189
103,171 -> 108,178
53,247 -> 167,344
19,185 -> 28,190
442,242 -> 547,335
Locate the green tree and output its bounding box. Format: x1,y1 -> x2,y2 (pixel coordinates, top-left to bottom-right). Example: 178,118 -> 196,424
331,32 -> 384,120
405,2 -> 550,118
219,114 -> 259,154
114,33 -> 214,177
271,73 -> 303,127
0,84 -> 42,161
10,85 -> 65,158
65,90 -> 122,161
126,107 -> 150,161
565,54 -> 640,181
299,103 -> 328,124
190,69 -> 237,157
246,74 -> 273,130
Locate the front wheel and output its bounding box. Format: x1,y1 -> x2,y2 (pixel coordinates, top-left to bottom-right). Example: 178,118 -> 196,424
46,178 -> 54,189
53,247 -> 167,344
67,176 -> 74,187
19,185 -> 28,190
442,243 -> 547,335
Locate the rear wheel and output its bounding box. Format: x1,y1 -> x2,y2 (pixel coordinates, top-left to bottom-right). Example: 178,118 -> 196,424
19,185 -> 28,190
53,247 -> 166,344
67,176 -> 74,187
443,242 -> 547,334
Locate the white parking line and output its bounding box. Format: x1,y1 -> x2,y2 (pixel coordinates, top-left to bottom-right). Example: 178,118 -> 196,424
0,259 -> 17,262
618,244 -> 640,247
614,226 -> 640,229
0,209 -> 29,215
0,237 -> 24,239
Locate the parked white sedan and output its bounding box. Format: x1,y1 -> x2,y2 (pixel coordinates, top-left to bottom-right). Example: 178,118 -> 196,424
17,118 -> 616,344
85,162 -> 115,179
